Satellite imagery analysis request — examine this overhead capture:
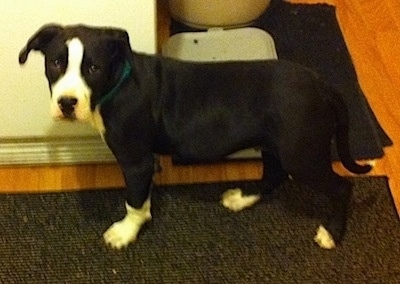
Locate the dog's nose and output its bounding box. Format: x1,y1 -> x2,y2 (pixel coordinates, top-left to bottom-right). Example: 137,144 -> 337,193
58,97 -> 78,118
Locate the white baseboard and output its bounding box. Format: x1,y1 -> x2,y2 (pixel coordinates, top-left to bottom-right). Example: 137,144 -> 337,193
0,136 -> 263,166
0,136 -> 115,166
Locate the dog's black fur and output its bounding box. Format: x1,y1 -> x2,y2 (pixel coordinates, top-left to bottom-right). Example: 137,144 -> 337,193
19,24 -> 371,248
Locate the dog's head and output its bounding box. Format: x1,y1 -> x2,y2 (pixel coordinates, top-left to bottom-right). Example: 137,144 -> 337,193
19,24 -> 132,121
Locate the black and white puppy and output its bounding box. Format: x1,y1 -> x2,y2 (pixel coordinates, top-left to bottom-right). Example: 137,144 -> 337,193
19,24 -> 371,250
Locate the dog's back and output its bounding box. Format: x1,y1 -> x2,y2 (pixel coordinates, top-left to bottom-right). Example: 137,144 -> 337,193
151,58 -> 332,160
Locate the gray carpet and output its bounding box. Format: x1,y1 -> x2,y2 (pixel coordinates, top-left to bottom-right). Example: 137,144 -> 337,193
0,177 -> 399,283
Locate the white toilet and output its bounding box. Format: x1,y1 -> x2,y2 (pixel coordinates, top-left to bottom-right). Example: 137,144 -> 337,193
167,0 -> 272,29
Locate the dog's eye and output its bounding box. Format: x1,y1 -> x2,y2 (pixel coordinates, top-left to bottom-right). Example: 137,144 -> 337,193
88,65 -> 100,74
52,57 -> 66,70
53,59 -> 61,69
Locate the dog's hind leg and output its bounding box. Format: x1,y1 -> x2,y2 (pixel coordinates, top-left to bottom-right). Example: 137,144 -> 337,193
221,187 -> 261,212
312,175 -> 353,249
284,156 -> 352,249
221,151 -> 288,212
260,152 -> 289,192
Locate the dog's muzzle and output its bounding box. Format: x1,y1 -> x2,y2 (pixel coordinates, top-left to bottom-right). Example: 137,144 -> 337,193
58,96 -> 78,119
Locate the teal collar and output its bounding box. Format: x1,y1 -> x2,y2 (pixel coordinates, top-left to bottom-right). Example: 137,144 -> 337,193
96,61 -> 132,106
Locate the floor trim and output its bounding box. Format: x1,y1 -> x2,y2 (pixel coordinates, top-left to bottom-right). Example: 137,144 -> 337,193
0,136 -> 115,166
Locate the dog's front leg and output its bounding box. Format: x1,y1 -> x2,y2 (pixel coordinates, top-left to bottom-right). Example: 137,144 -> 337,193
103,154 -> 154,249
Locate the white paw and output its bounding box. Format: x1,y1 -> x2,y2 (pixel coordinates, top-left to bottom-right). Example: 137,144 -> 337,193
314,225 -> 336,249
104,201 -> 152,249
221,188 -> 261,212
103,217 -> 141,249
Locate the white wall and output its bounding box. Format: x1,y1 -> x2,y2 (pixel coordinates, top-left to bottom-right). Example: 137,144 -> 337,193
1,0 -> 157,138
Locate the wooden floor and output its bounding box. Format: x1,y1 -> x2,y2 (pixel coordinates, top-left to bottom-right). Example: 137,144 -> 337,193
0,1 -> 399,214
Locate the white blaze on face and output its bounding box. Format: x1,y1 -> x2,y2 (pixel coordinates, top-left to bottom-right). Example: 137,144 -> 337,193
50,38 -> 92,121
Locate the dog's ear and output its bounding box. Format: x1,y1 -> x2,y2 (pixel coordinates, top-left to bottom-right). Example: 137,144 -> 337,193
103,28 -> 130,43
19,24 -> 64,65
103,28 -> 133,62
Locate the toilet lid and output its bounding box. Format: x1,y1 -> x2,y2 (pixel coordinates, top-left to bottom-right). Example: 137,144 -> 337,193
162,27 -> 277,62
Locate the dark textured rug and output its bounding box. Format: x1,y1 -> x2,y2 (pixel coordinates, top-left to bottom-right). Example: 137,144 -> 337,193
170,0 -> 392,160
0,177 -> 399,283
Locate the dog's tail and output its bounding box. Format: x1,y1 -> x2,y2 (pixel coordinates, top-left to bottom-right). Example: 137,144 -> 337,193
330,85 -> 373,174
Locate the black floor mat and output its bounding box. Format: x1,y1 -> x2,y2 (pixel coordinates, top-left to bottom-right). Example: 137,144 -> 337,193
1,177 -> 399,283
170,0 -> 392,160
